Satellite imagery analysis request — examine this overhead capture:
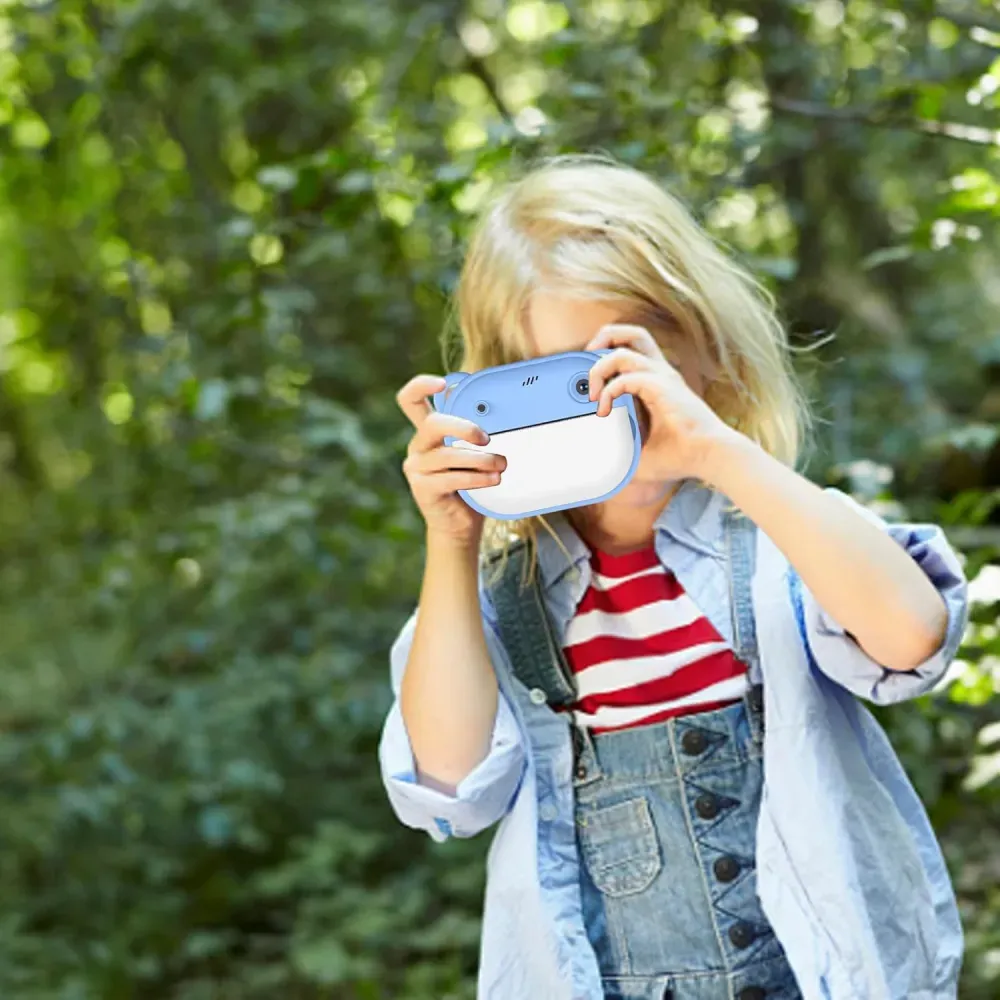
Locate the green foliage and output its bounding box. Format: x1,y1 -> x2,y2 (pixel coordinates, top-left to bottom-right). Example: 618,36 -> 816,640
0,0 -> 997,997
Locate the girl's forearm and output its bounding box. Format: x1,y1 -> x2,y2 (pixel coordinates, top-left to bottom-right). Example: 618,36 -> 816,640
700,434 -> 948,671
400,533 -> 499,794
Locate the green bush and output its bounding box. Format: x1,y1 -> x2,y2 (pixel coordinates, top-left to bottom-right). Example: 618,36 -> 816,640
0,0 -> 997,997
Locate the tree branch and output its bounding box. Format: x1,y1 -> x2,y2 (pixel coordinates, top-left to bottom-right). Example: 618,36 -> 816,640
445,1 -> 515,126
769,95 -> 1000,147
945,526 -> 1000,550
934,4 -> 1000,36
463,52 -> 515,126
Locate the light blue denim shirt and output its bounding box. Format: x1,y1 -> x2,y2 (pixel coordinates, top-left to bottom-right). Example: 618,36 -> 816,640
378,483 -> 969,1000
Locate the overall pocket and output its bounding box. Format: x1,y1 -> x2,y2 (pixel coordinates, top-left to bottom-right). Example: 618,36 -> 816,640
577,795 -> 662,897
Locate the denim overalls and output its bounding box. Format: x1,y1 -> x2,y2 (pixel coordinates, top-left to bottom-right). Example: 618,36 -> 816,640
486,512 -> 803,1000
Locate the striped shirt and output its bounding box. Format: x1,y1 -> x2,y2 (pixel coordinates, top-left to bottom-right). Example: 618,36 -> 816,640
561,545 -> 749,733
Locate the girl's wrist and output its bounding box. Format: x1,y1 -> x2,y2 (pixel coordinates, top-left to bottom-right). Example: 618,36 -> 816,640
691,426 -> 759,490
426,528 -> 482,563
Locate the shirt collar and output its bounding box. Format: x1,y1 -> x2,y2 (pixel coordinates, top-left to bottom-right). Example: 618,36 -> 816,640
535,480 -> 729,593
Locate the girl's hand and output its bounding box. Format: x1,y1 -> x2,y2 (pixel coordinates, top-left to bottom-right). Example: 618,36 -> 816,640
585,324 -> 739,484
397,375 -> 507,548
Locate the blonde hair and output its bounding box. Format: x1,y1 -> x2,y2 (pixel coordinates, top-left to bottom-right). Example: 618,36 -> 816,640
441,153 -> 812,583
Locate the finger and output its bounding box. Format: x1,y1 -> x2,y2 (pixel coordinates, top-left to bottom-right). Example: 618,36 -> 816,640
585,323 -> 661,358
409,445 -> 506,477
396,374 -> 448,429
596,371 -> 665,418
409,411 -> 489,456
415,469 -> 503,496
587,347 -> 652,403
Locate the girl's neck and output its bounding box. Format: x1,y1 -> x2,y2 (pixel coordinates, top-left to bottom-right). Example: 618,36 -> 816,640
568,481 -> 681,557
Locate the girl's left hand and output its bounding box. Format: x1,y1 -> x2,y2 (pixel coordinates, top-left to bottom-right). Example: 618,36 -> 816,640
585,324 -> 741,484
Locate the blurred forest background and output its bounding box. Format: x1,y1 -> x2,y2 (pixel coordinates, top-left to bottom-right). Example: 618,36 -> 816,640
0,0 -> 998,997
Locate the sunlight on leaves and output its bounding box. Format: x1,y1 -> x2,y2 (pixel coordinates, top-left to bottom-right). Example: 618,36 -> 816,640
250,233 -> 284,266
446,118 -> 489,152
102,385 -> 134,425
928,18 -> 960,49
139,299 -> 172,335
506,1 -> 569,43
232,180 -> 266,213
12,112 -> 50,148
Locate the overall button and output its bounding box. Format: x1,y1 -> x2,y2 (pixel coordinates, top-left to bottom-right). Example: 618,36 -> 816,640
729,922 -> 756,949
694,793 -> 720,819
714,855 -> 740,882
680,728 -> 708,755
529,687 -> 547,705
575,764 -> 588,780
738,988 -> 766,1000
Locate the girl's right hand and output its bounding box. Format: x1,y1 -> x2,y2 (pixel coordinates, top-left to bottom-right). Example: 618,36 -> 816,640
397,374 -> 507,548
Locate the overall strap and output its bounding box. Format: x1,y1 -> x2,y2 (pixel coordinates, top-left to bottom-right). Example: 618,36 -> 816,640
724,507 -> 765,729
724,508 -> 760,671
484,542 -> 577,709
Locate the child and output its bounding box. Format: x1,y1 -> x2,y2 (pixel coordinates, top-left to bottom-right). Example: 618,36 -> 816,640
378,155 -> 968,1000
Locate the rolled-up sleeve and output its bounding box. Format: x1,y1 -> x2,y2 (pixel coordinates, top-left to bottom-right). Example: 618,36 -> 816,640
377,600 -> 527,842
792,489 -> 969,706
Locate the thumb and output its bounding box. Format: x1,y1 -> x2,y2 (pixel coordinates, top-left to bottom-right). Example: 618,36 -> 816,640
635,398 -> 651,445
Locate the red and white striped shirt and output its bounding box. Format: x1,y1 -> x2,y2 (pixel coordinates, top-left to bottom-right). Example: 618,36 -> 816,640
561,546 -> 748,734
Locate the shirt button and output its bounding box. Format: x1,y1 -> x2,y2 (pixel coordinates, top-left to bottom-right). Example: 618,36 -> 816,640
695,793 -> 720,820
714,855 -> 741,883
729,922 -> 756,949
575,764 -> 588,780
539,802 -> 558,822
680,728 -> 708,755
738,988 -> 766,1000
529,687 -> 547,705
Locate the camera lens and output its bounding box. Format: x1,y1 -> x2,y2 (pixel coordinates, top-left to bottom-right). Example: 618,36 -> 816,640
475,401 -> 489,415
567,371 -> 593,403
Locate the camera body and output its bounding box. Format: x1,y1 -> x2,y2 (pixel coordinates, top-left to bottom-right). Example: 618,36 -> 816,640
431,350 -> 641,521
